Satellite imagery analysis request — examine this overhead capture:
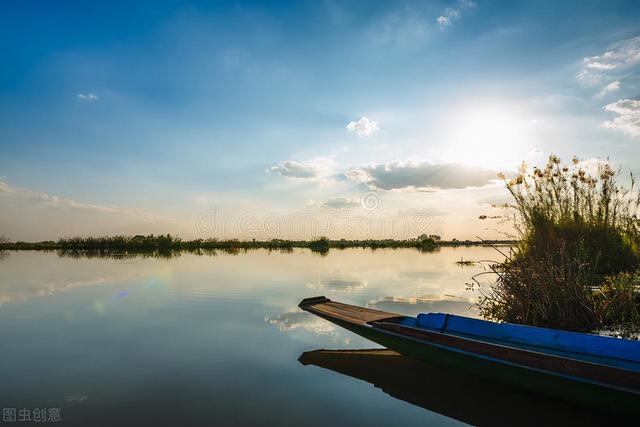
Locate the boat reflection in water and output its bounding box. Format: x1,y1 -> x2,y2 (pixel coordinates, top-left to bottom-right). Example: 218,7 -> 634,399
299,349 -> 627,427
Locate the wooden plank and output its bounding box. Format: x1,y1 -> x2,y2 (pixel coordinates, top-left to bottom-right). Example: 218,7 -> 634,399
301,299 -> 400,325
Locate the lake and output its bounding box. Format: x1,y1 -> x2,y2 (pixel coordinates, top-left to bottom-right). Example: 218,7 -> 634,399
0,247 -> 617,426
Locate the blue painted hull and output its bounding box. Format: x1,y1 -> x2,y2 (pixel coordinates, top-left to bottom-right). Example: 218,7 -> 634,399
408,312 -> 640,372
300,297 -> 640,414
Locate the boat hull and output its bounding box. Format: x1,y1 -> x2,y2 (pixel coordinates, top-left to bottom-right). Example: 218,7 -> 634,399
300,297 -> 640,414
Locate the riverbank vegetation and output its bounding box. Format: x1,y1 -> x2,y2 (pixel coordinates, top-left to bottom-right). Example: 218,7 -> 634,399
0,234 -> 514,257
478,155 -> 640,335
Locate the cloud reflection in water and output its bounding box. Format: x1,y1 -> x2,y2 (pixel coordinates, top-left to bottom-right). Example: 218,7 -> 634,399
367,295 -> 477,317
306,279 -> 367,293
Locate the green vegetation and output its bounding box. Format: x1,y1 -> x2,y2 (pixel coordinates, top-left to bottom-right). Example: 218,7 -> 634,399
478,155 -> 640,334
0,233 -> 515,258
309,236 -> 330,253
0,236 -> 8,262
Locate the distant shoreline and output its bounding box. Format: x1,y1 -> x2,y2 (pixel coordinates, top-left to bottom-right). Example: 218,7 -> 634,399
0,235 -> 517,254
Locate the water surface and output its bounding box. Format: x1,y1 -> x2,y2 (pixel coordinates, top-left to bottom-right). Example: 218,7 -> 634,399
0,248 -> 615,426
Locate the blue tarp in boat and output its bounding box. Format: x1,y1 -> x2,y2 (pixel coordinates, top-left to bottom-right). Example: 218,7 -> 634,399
411,313 -> 640,368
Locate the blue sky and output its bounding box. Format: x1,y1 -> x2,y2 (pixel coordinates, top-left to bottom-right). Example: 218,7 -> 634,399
1,0 -> 640,240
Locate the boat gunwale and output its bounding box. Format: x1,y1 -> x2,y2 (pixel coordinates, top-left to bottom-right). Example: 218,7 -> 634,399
420,325 -> 640,369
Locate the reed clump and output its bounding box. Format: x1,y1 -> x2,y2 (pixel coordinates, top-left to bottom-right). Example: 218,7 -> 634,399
309,236 -> 330,253
479,155 -> 640,332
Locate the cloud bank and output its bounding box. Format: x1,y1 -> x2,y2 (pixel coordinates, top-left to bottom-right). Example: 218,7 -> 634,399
345,160 -> 497,191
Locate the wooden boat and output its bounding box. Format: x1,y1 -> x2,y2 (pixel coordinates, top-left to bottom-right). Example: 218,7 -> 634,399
299,296 -> 640,413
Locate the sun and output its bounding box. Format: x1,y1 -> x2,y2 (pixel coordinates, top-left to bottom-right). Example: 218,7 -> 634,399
442,105 -> 528,170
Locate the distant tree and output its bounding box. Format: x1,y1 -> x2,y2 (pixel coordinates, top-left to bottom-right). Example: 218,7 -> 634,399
414,234 -> 438,252
309,236 -> 330,252
0,235 -> 9,244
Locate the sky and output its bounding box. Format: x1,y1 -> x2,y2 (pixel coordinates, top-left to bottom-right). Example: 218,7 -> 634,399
1,0 -> 640,241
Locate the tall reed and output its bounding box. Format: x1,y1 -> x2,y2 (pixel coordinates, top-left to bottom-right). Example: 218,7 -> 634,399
479,155 -> 640,332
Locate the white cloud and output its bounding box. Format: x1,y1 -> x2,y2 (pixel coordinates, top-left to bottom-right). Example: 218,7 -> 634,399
345,160 -> 498,192
346,116 -> 379,137
528,147 -> 544,156
309,197 -> 360,209
605,80 -> 621,91
437,1 -> 475,29
597,80 -> 621,97
437,16 -> 450,27
268,158 -> 334,180
77,93 -> 99,101
269,161 -> 319,179
603,99 -> 640,138
344,168 -> 370,183
577,37 -> 640,86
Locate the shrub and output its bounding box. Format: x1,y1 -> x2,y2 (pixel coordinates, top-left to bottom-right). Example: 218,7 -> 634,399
479,155 -> 640,332
417,234 -> 438,250
594,271 -> 640,335
309,236 -> 330,252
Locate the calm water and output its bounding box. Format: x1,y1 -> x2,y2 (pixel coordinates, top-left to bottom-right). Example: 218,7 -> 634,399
0,248 -> 617,426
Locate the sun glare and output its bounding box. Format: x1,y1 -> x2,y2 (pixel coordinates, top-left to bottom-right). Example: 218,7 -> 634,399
443,106 -> 528,170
